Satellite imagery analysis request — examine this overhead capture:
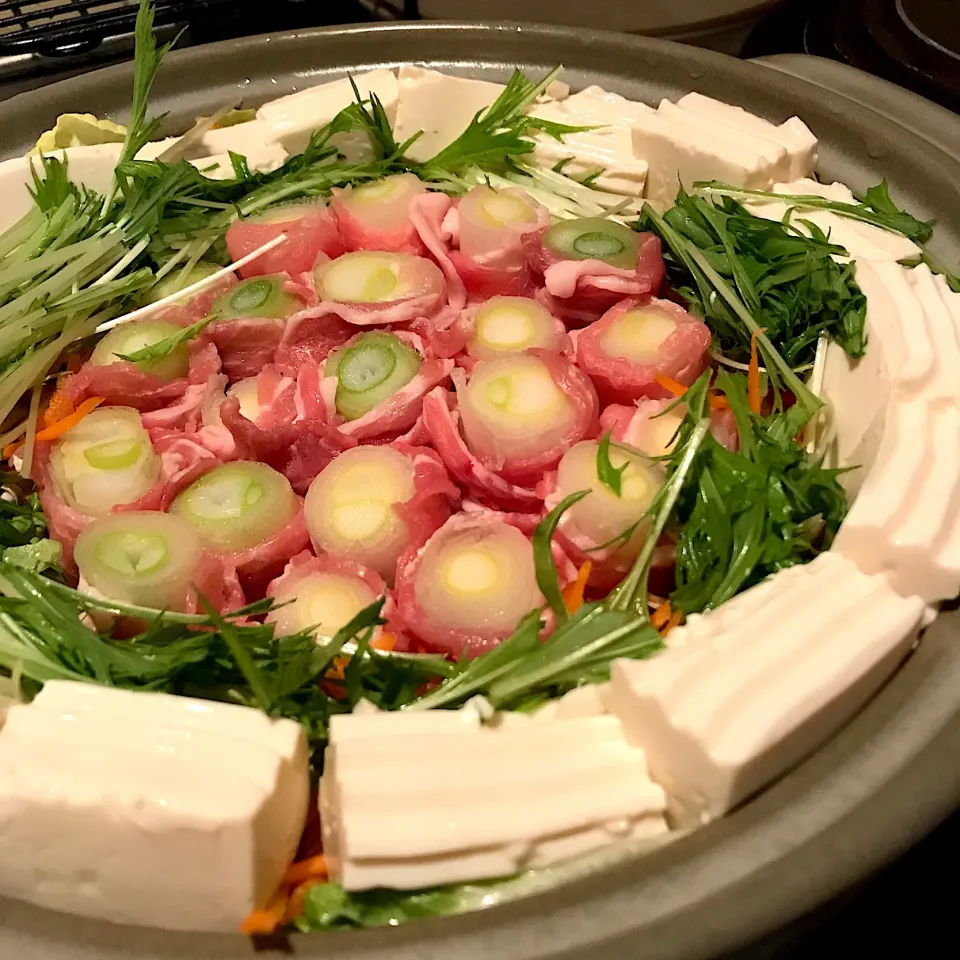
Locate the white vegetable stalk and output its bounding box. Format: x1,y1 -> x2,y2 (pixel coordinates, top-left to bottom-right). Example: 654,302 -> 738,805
170,461 -> 297,553
333,174 -> 426,232
459,356 -> 576,463
268,571 -> 379,642
304,447 -> 416,583
90,319 -> 190,380
49,406 -> 160,516
315,251 -> 432,304
458,185 -> 541,258
74,512 -> 203,611
599,306 -> 677,363
555,440 -> 662,551
415,521 -> 541,637
467,297 -> 561,361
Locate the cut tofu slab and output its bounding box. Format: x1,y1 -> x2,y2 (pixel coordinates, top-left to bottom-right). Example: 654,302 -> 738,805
607,552 -> 926,827
630,101 -> 783,210
0,681 -> 309,932
393,65 -> 506,163
256,68 -> 399,158
741,179 -> 921,263
675,92 -> 818,182
321,705 -> 667,891
833,394 -> 960,604
817,260 -> 960,495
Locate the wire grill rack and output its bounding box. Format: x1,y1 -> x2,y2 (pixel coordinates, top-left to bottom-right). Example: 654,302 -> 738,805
0,0 -> 227,51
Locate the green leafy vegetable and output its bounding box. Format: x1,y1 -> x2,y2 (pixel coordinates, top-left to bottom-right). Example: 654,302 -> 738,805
1,539 -> 61,575
117,311 -> 216,367
596,430 -> 627,496
639,190 -> 867,370
668,370 -> 848,615
533,490 -> 588,624
297,882 -> 471,930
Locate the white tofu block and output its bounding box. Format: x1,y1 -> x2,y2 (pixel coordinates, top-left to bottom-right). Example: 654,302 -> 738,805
675,92 -> 818,181
530,100 -> 648,197
0,139 -> 177,233
393,65 -> 505,163
631,104 -> 777,209
743,179 -> 921,262
198,119 -> 273,157
257,68 -> 398,158
0,683 -> 309,932
321,707 -> 667,890
833,396 -> 960,603
607,553 -> 925,826
189,143 -> 288,180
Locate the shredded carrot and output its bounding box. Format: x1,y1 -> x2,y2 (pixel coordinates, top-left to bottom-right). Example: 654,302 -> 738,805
654,374 -> 729,412
661,608 -> 684,637
562,561 -> 592,614
43,381 -> 75,428
4,395 -> 105,460
650,600 -> 672,630
283,855 -> 328,888
372,631 -> 397,652
747,328 -> 765,415
283,880 -> 322,924
241,889 -> 289,936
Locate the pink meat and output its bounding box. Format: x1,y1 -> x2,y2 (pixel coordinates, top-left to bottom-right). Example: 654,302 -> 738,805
159,272 -> 238,327
62,342 -> 221,414
408,192 -> 466,314
221,498 -> 311,596
32,447 -> 88,575
333,331 -> 454,442
331,188 -> 426,256
390,442 -> 460,551
449,250 -> 534,299
393,512 -> 541,658
421,386 -> 541,511
140,371 -> 227,433
212,362 -> 354,493
524,230 -> 665,325
225,203 -> 343,279
267,550 -> 387,604
274,312 -> 357,368
577,298 -> 712,405
203,317 -> 286,380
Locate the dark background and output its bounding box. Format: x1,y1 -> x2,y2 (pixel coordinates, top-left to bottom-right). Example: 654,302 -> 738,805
0,1 -> 956,956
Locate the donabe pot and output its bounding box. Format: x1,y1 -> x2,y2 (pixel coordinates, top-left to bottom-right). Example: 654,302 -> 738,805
1,20 -> 959,960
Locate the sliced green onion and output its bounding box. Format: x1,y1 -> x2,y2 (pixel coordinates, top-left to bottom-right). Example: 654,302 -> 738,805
600,305 -> 677,363
555,440 -> 662,551
544,217 -> 640,268
268,570 -> 379,641
304,446 -> 415,582
49,407 -> 160,517
170,461 -> 297,553
212,274 -> 301,320
74,512 -> 203,610
325,331 -> 422,421
460,355 -> 575,463
468,296 -> 560,361
90,319 -> 190,381
142,263 -> 221,306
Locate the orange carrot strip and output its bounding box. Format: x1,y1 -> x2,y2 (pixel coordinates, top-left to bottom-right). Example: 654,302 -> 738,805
43,381 -> 75,428
372,631 -> 396,652
654,374 -> 688,397
747,329 -> 765,415
282,855 -> 328,888
562,561 -> 592,614
654,374 -> 729,412
661,608 -> 684,637
650,600 -> 672,630
7,396 -> 103,460
241,889 -> 289,936
283,880 -> 322,924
